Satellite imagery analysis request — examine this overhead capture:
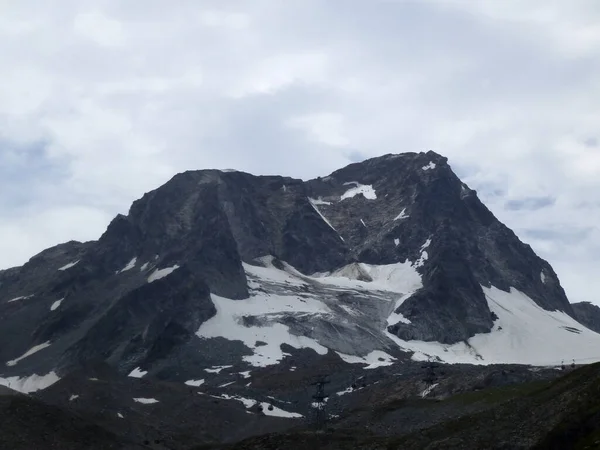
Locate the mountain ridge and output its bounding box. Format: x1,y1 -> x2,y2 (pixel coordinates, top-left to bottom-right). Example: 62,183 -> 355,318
1,150 -> 599,395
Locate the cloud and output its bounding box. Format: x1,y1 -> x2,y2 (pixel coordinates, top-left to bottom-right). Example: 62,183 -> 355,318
505,197 -> 556,211
0,0 -> 599,305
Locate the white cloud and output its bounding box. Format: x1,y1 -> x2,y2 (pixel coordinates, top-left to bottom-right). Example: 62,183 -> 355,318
73,11 -> 126,47
0,0 -> 599,305
286,112 -> 349,147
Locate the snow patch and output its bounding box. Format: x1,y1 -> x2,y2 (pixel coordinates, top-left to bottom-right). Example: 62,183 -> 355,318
263,404 -> 303,418
7,295 -> 33,303
394,208 -> 409,220
69,394 -> 79,401
147,265 -> 180,283
6,342 -> 51,366
421,238 -> 432,250
197,292 -> 329,368
309,197 -> 332,206
413,238 -> 432,268
336,387 -> 354,397
541,271 -> 547,283
117,413 -> 124,419
421,383 -> 438,398
50,298 -> 64,311
337,350 -> 396,369
394,238 -> 400,246
133,398 -> 159,404
58,260 -> 79,271
422,162 -> 436,171
340,182 -> 377,201
0,371 -> 60,393
140,262 -> 149,271
216,394 -> 303,418
413,252 -> 428,268
117,257 -> 137,274
360,219 -> 367,227
388,293 -> 414,326
308,199 -> 345,242
219,381 -> 235,387
204,365 -> 233,374
128,367 -> 147,378
239,371 -> 251,379
185,379 -> 205,387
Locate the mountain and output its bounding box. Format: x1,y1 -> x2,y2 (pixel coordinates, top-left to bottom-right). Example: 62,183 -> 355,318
1,150 -> 599,398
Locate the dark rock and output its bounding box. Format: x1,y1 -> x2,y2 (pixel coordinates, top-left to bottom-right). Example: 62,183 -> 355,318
571,302 -> 600,334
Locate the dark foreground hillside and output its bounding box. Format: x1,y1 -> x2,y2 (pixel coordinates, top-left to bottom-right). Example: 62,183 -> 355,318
201,363 -> 600,450
3,362 -> 600,449
0,391 -> 144,450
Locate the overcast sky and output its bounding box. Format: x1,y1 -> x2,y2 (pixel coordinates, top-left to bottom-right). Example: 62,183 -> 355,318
1,0 -> 599,304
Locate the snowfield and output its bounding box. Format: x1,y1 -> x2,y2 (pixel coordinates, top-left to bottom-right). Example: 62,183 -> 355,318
196,255 -> 600,368
388,285 -> 600,366
315,261 -> 423,294
197,257 -> 422,367
197,292 -> 329,367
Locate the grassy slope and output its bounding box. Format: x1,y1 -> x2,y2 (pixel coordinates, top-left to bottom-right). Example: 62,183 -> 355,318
212,364 -> 600,450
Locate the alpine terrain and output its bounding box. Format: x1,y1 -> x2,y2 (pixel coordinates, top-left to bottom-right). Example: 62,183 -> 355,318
1,150 -> 600,449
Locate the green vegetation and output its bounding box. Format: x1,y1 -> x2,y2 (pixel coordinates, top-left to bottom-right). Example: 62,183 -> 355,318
445,379 -> 553,406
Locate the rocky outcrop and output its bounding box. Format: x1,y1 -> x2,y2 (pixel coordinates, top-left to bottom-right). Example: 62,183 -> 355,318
571,302 -> 600,334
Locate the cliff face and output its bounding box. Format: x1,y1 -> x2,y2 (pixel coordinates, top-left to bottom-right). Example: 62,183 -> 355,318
571,302 -> 600,334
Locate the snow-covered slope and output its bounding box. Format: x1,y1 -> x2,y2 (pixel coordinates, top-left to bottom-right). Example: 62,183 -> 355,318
197,256 -> 421,367
197,256 -> 600,368
389,286 -> 600,366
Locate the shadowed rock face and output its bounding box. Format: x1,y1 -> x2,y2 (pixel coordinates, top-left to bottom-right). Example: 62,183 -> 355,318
571,302 -> 600,334
305,151 -> 571,344
0,151 -> 576,378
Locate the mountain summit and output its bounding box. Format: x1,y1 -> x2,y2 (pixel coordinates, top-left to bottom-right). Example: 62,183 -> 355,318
1,151 -> 599,392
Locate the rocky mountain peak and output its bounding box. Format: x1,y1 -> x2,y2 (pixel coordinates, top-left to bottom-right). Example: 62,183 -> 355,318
0,151 -> 596,394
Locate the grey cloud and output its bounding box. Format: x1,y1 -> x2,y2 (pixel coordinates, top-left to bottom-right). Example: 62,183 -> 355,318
523,227 -> 593,244
505,197 -> 556,211
1,0 -> 600,305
